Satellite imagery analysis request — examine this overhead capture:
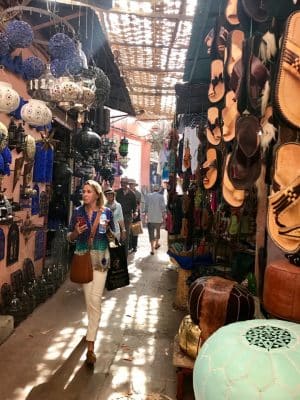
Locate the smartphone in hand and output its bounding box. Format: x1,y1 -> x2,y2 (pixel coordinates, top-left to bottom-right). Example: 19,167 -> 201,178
77,216 -> 86,227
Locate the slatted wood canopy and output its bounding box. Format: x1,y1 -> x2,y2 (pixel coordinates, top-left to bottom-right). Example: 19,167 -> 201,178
97,0 -> 197,121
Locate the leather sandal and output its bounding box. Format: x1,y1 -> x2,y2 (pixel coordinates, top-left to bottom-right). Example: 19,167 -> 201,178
204,19 -> 228,59
208,60 -> 225,103
275,11 -> 300,128
202,148 -> 220,190
224,30 -> 244,80
206,107 -> 222,145
222,91 -> 238,142
267,176 -> 300,254
225,0 -> 240,25
86,350 -> 96,367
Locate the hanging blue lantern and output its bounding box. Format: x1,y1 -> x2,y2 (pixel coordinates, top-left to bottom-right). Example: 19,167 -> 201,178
6,20 -> 34,49
48,33 -> 76,60
0,33 -> 9,56
23,56 -> 45,80
66,53 -> 83,75
50,58 -> 67,78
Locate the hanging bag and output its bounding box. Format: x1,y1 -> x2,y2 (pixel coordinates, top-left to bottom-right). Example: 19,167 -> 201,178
105,239 -> 129,290
131,220 -> 143,235
70,211 -> 100,284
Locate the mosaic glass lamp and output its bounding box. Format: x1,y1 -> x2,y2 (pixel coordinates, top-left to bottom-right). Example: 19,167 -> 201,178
119,137 -> 129,157
193,319 -> 300,400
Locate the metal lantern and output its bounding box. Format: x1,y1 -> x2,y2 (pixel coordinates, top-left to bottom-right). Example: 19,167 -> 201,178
53,76 -> 82,110
21,99 -> 52,126
72,123 -> 101,156
0,82 -> 20,113
8,120 -> 25,152
119,137 -> 129,157
27,64 -> 53,103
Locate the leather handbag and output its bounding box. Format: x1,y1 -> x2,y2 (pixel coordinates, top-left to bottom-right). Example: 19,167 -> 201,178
70,211 -> 100,284
131,220 -> 143,236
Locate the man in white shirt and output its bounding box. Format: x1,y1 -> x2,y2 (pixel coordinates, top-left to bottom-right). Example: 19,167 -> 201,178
144,184 -> 166,255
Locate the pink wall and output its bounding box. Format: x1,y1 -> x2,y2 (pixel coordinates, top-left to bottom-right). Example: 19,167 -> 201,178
109,121 -> 151,190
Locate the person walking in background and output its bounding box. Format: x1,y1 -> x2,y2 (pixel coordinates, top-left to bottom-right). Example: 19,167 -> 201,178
116,176 -> 137,256
67,180 -> 114,367
145,184 -> 166,255
104,187 -> 126,242
128,178 -> 141,252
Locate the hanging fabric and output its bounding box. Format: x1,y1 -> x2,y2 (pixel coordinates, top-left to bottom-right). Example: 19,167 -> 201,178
32,142 -> 54,183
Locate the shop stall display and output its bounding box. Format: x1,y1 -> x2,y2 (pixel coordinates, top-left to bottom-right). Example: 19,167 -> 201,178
0,8 -> 117,327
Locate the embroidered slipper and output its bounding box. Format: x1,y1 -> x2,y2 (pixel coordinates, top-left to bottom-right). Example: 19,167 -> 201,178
206,107 -> 222,145
275,11 -> 300,128
208,59 -> 225,103
267,176 -> 300,254
228,114 -> 262,190
222,91 -> 238,142
225,0 -> 240,26
272,142 -> 300,193
222,154 -> 245,208
224,30 -> 245,80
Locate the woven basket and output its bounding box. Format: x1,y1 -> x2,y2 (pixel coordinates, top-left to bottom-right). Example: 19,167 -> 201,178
173,267 -> 192,311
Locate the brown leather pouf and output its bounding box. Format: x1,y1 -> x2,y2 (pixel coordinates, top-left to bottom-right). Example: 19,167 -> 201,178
263,259 -> 300,322
188,276 -> 254,343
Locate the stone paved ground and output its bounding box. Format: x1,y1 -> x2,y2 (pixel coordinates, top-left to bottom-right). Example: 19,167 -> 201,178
0,230 -> 195,400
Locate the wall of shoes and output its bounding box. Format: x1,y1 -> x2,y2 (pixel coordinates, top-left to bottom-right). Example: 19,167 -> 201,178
166,0 -> 300,322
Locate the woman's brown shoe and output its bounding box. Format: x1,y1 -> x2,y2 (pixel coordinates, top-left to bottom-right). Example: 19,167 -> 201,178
86,350 -> 96,367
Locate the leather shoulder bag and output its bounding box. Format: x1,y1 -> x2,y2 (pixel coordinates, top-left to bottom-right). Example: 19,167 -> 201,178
70,211 -> 100,284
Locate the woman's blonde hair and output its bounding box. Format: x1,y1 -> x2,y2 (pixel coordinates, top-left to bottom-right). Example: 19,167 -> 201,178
84,180 -> 106,207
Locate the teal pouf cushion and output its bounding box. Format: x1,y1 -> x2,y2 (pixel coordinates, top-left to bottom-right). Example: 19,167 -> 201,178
193,319 -> 300,400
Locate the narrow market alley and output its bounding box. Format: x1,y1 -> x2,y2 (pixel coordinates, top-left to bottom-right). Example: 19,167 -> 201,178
0,230 -> 193,400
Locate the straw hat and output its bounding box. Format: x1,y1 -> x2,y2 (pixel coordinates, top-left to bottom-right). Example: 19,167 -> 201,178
128,178 -> 138,186
120,176 -> 129,183
104,187 -> 114,195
